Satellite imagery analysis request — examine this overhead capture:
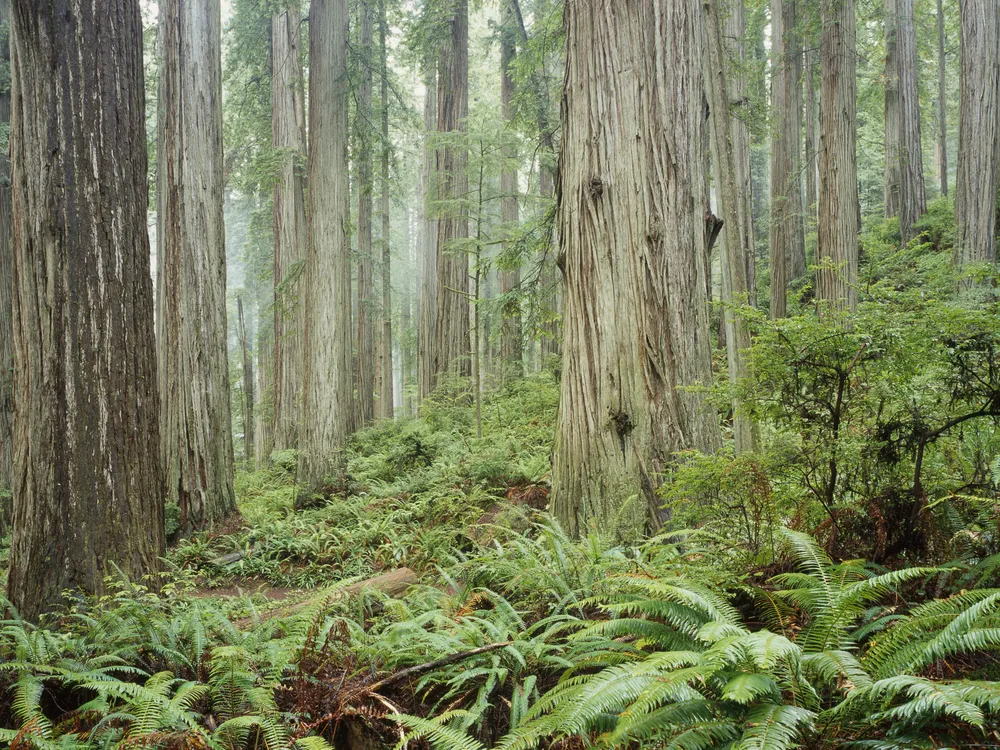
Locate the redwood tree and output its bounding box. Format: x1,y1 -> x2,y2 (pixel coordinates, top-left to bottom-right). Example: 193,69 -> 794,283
884,0 -> 926,245
551,0 -> 719,538
769,0 -> 805,318
157,0 -> 236,533
0,0 -> 12,532
954,0 -> 1000,274
499,2 -> 523,378
817,0 -> 860,311
298,0 -> 353,490
936,0 -> 948,196
432,0 -> 471,382
272,4 -> 308,451
378,0 -> 394,419
356,0 -> 377,426
7,0 -> 164,620
417,57 -> 438,403
707,0 -> 756,454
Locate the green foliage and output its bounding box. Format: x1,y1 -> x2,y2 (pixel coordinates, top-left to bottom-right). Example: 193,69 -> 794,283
689,236 -> 1000,562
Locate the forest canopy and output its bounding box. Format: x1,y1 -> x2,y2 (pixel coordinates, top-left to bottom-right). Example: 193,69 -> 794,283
0,0 -> 998,747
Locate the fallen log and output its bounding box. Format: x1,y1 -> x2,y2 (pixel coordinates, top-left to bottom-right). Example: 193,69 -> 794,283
209,550 -> 248,567
236,567 -> 418,629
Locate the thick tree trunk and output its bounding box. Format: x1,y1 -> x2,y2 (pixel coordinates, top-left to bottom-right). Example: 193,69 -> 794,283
500,5 -> 523,379
433,1 -> 471,383
769,0 -> 805,318
0,0 -> 12,532
355,0 -> 376,427
7,0 -> 165,620
936,0 -> 948,197
157,0 -> 236,534
884,0 -> 926,244
706,0 -> 757,454
299,0 -> 353,490
817,0 -> 860,311
272,8 -> 307,451
552,0 -> 720,539
805,49 -> 818,231
379,0 -> 393,420
417,59 -> 438,402
954,0 -> 1000,273
237,296 -> 255,466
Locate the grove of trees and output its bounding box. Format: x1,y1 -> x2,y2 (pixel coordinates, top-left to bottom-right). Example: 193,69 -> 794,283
0,0 -> 999,745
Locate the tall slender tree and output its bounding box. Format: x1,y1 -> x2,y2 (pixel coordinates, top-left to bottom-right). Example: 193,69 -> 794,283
0,0 -> 12,533
378,0 -> 394,420
954,0 -> 1000,274
272,4 -> 308,452
936,0 -> 948,196
552,0 -> 719,538
884,0 -> 926,244
299,0 -> 353,490
499,3 -> 523,378
506,0 -> 560,364
432,0 -> 471,382
817,0 -> 860,311
157,0 -> 236,533
805,49 -> 818,230
769,0 -> 805,318
237,296 -> 255,465
8,0 -> 164,620
356,0 -> 377,426
255,317 -> 275,465
726,0 -> 758,301
417,57 -> 438,402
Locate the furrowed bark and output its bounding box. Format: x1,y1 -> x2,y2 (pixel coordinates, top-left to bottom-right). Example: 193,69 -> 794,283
805,48 -> 818,231
817,0 -> 860,312
355,0 -> 376,427
769,0 -> 805,318
272,7 -> 308,451
432,0 -> 471,383
954,0 -> 1000,275
417,58 -> 438,402
884,0 -> 926,244
255,283 -> 275,466
8,0 -> 165,620
0,0 -> 12,533
552,0 -> 720,539
299,0 -> 353,491
157,0 -> 237,533
237,296 -> 255,466
726,0 -> 758,303
379,0 -> 394,420
706,0 -> 757,454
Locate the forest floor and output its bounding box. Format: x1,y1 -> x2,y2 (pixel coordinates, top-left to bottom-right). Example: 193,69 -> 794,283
167,373 -> 560,627
2,358 -> 1000,747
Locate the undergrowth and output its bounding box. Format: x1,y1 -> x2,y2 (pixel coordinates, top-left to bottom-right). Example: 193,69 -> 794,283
2,221 -> 1000,748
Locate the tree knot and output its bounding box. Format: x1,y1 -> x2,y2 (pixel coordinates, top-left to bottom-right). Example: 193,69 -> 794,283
609,409 -> 634,439
589,176 -> 604,199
